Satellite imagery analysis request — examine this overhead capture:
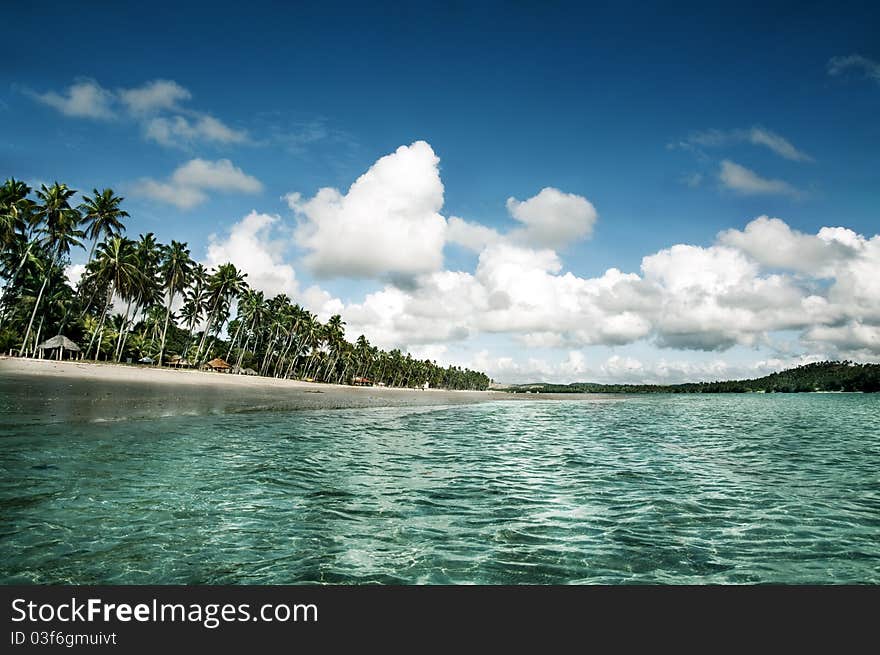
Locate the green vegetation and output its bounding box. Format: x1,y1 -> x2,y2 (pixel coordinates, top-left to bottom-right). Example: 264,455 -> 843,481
0,178 -> 490,390
506,361 -> 880,394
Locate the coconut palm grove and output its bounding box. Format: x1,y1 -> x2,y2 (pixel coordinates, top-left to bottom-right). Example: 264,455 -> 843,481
0,178 -> 491,390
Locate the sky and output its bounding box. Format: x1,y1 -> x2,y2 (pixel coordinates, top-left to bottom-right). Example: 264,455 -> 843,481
2,0 -> 878,383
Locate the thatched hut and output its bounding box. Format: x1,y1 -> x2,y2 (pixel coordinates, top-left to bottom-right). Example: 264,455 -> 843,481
168,355 -> 192,368
36,335 -> 81,360
205,357 -> 232,372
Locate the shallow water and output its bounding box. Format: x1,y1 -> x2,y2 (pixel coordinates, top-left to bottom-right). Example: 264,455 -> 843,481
1,388 -> 878,584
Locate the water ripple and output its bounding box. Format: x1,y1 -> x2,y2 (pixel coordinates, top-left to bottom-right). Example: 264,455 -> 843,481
1,393 -> 879,584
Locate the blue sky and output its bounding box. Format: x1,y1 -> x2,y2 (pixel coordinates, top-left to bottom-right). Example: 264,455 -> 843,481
2,1 -> 879,382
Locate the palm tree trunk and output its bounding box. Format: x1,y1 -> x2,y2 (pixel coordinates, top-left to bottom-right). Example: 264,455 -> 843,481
195,296 -> 220,364
32,315 -> 45,358
118,308 -> 136,362
114,298 -> 133,361
157,292 -> 174,366
86,283 -> 113,359
235,330 -> 253,371
225,317 -> 245,362
20,249 -> 58,356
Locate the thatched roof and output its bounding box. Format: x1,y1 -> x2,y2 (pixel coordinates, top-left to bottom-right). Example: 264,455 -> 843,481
207,357 -> 232,369
37,335 -> 80,351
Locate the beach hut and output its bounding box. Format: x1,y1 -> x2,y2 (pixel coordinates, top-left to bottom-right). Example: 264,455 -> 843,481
205,357 -> 232,372
352,376 -> 373,386
36,335 -> 81,360
168,355 -> 191,368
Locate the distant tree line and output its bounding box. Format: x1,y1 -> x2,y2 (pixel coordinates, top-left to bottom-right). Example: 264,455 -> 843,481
507,362 -> 880,394
0,178 -> 490,390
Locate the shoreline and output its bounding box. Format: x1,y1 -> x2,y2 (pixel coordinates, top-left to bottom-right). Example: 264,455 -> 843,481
0,357 -> 515,423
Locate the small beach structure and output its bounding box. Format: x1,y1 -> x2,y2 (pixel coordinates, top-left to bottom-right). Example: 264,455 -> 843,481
352,376 -> 373,386
36,335 -> 80,360
168,355 -> 191,368
205,357 -> 232,372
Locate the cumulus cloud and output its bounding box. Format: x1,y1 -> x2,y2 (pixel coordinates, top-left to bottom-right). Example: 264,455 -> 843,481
136,158 -> 262,209
318,202 -> 880,363
718,216 -> 859,275
446,216 -> 502,252
463,349 -> 590,384
188,140 -> 878,380
28,80 -> 116,119
462,349 -> 839,385
289,141 -> 447,278
719,160 -> 800,197
506,187 -> 597,249
204,211 -> 299,298
65,264 -> 87,287
827,54 -> 880,84
27,77 -> 247,147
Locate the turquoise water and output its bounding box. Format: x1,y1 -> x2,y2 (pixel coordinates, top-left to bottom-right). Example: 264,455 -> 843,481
1,390 -> 878,584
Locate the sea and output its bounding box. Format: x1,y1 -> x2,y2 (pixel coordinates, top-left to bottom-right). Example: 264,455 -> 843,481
1,385 -> 878,584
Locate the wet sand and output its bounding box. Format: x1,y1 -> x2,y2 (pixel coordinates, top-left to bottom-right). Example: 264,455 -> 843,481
0,357 -> 512,423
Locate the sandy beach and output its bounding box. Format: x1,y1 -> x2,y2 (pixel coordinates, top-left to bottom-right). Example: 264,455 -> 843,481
0,357 -> 515,423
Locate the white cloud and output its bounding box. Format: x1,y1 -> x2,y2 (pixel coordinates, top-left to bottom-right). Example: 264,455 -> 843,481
28,77 -> 246,147
289,140 -> 447,278
29,80 -> 116,119
144,115 -> 248,147
718,215 -> 859,275
675,126 -> 812,162
170,158 -> 261,192
464,349 -> 591,384
803,323 -> 880,354
506,187 -> 597,249
136,158 -> 263,209
319,202 -> 880,361
204,211 -> 298,298
118,79 -> 191,114
746,127 -> 813,163
446,216 -> 502,252
65,264 -> 87,287
166,141 -> 878,381
719,160 -> 800,197
136,180 -> 207,210
827,54 -> 880,84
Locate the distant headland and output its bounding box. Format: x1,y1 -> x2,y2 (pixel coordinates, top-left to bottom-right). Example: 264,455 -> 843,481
498,362 -> 880,394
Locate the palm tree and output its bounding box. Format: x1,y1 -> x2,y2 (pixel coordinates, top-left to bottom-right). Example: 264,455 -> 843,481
0,178 -> 35,259
20,183 -> 83,355
157,240 -> 194,366
85,236 -> 140,359
227,288 -> 265,368
79,188 -> 128,266
113,233 -> 160,361
354,334 -> 372,380
0,178 -> 38,327
194,263 -> 247,364
320,314 -> 346,381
